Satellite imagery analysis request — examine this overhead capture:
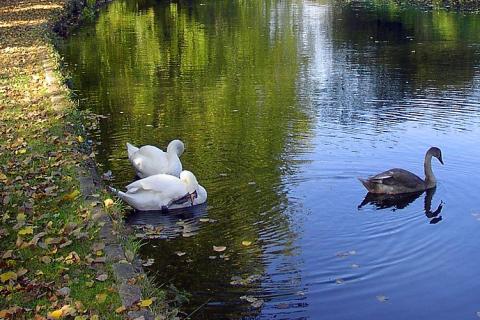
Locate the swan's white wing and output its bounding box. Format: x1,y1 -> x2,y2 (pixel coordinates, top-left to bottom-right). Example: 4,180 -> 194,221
126,174 -> 187,198
134,146 -> 170,176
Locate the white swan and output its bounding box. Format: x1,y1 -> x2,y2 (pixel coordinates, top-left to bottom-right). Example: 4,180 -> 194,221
126,140 -> 184,178
110,170 -> 207,211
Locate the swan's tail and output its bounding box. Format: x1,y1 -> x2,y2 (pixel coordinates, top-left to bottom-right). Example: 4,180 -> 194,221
108,186 -> 125,199
358,177 -> 374,193
126,142 -> 139,159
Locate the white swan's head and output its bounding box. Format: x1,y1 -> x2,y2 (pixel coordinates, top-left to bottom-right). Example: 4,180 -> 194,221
180,170 -> 200,205
167,140 -> 185,157
180,170 -> 199,193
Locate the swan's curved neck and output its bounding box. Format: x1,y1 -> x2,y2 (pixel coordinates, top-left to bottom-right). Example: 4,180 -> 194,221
424,153 -> 436,188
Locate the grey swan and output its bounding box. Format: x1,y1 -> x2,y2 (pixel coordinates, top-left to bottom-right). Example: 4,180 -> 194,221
359,147 -> 444,195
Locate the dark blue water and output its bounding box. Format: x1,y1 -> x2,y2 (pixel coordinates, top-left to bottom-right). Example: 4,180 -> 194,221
59,0 -> 480,318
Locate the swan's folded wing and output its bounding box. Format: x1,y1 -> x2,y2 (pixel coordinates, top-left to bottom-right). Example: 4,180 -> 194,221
370,169 -> 422,189
125,175 -> 186,198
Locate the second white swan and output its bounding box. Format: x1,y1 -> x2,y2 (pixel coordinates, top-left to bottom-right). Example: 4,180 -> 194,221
126,139 -> 184,178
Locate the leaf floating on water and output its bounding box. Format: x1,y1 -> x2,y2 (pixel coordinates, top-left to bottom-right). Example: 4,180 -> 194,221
251,299 -> 264,308
182,232 -> 195,238
142,258 -> 155,267
199,218 -> 210,223
240,295 -> 264,308
335,250 -> 357,258
376,295 -> 389,302
230,274 -> 262,286
351,264 -> 360,268
213,246 -> 226,252
476,311 -> 480,318
241,241 -> 252,246
335,278 -> 344,284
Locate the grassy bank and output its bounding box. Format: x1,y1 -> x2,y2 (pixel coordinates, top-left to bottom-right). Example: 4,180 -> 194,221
0,0 -> 169,318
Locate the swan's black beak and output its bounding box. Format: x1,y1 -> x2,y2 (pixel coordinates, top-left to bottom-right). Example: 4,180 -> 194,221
439,156 -> 444,165
189,190 -> 198,206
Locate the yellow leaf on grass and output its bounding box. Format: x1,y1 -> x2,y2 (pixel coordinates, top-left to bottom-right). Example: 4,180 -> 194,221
18,226 -> 33,236
77,136 -> 84,143
0,172 -> 7,181
241,241 -> 252,246
103,198 -> 114,208
16,213 -> 26,222
18,149 -> 27,154
47,309 -> 63,319
63,190 -> 80,201
138,299 -> 153,307
96,293 -> 107,303
115,306 -> 126,314
0,271 -> 17,283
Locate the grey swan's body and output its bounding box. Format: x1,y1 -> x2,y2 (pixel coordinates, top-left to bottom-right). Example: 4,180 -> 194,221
359,147 -> 444,195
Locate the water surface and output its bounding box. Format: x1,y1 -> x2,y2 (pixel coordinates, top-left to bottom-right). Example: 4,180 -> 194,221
59,0 -> 480,318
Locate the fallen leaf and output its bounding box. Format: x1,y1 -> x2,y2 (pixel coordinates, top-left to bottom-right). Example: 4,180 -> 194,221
63,190 -> 81,201
96,293 -> 107,303
241,241 -> 252,246
103,199 -> 114,208
77,136 -> 84,143
18,226 -> 33,236
213,246 -> 226,252
2,250 -> 14,259
0,172 -> 8,182
0,271 -> 17,283
16,268 -> 28,277
17,213 -> 26,222
138,299 -> 153,307
41,256 -> 52,264
174,251 -> 186,256
96,274 -> 108,282
376,295 -> 389,302
47,309 -> 63,319
115,306 -> 126,314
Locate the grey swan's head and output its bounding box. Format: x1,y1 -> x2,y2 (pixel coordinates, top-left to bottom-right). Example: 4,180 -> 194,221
427,147 -> 444,165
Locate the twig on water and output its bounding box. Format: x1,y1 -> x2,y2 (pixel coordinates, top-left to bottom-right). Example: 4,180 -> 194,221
185,298 -> 212,319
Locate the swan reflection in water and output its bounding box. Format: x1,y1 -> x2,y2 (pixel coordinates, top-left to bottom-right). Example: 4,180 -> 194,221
125,203 -> 209,239
358,188 -> 444,224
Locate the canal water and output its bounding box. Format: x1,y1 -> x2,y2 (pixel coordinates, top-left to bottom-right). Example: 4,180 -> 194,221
59,0 -> 480,318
